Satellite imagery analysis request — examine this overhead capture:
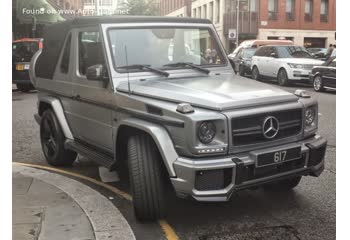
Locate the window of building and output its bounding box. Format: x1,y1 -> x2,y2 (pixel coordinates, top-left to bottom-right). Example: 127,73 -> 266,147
60,34 -> 71,74
99,0 -> 112,6
286,0 -> 295,21
304,0 -> 313,22
320,0 -> 329,22
215,0 -> 220,23
250,0 -> 258,12
78,31 -> 105,76
209,2 -> 214,21
268,0 -> 278,20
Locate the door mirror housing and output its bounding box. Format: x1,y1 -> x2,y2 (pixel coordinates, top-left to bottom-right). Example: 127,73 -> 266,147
86,64 -> 104,81
270,52 -> 277,58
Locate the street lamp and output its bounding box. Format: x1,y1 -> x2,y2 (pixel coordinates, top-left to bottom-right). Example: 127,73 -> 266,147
236,0 -> 240,48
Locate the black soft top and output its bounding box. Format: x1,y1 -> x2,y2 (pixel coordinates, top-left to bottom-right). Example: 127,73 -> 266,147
36,16 -> 212,79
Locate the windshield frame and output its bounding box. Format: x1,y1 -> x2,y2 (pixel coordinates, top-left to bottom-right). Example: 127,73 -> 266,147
106,25 -> 228,74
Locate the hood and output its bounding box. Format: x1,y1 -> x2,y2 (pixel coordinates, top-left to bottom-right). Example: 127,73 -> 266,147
117,74 -> 298,111
279,58 -> 324,65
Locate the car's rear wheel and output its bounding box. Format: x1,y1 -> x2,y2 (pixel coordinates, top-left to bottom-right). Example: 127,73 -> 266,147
16,83 -> 33,93
252,66 -> 260,80
263,176 -> 302,191
313,75 -> 324,92
239,65 -> 246,77
277,68 -> 289,86
127,134 -> 166,221
40,109 -> 77,166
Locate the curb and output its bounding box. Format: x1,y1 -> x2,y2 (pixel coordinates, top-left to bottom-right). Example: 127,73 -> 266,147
13,165 -> 136,240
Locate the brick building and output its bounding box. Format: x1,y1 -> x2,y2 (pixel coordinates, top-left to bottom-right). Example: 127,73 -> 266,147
160,0 -> 336,52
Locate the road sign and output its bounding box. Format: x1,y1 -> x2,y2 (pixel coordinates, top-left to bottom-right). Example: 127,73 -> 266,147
228,29 -> 236,40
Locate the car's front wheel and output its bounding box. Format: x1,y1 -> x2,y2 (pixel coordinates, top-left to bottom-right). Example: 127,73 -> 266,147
40,109 -> 77,166
277,68 -> 289,86
263,176 -> 302,191
127,134 -> 166,221
252,66 -> 260,80
313,75 -> 324,92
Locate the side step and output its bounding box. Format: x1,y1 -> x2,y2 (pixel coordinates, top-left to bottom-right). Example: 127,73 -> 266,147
65,140 -> 115,169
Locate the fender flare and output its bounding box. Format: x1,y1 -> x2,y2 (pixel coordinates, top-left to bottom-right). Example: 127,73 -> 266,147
117,118 -> 179,177
38,96 -> 74,140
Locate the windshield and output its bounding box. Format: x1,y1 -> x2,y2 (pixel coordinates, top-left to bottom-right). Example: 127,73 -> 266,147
242,48 -> 256,59
108,27 -> 226,72
277,46 -> 312,59
12,41 -> 39,62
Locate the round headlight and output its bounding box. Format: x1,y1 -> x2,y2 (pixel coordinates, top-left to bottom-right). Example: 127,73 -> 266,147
198,121 -> 216,144
305,108 -> 316,126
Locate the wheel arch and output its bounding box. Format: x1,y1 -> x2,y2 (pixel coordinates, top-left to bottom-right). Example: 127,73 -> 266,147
37,96 -> 74,140
115,118 -> 178,177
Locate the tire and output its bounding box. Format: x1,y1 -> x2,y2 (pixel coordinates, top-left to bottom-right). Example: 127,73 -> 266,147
127,134 -> 166,221
40,109 -> 77,166
239,65 -> 245,77
263,176 -> 302,192
277,68 -> 289,86
252,66 -> 260,80
16,83 -> 32,93
313,75 -> 324,92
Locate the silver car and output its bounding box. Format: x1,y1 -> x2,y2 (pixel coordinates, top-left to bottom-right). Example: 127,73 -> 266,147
30,16 -> 327,221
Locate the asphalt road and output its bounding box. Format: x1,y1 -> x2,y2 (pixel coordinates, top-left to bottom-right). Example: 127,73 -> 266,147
12,77 -> 336,240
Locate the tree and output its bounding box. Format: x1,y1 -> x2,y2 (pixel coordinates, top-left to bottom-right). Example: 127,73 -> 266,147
121,0 -> 159,16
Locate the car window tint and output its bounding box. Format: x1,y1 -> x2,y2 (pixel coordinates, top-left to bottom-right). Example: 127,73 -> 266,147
78,31 -> 105,76
329,59 -> 336,67
60,34 -> 71,74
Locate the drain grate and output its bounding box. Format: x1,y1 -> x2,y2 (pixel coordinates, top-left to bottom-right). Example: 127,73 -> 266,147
199,226 -> 300,240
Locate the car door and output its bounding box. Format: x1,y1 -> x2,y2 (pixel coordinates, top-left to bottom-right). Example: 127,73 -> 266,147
69,27 -> 114,153
323,58 -> 336,88
266,47 -> 280,77
255,47 -> 268,75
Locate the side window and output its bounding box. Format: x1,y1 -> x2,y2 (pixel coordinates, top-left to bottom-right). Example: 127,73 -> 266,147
60,34 -> 71,74
78,31 -> 105,76
329,59 -> 336,67
255,47 -> 264,57
265,47 -> 273,57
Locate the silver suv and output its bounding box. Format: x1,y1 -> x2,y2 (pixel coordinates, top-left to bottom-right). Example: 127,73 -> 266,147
31,16 -> 327,221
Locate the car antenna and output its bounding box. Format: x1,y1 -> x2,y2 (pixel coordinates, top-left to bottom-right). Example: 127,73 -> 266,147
124,45 -> 131,95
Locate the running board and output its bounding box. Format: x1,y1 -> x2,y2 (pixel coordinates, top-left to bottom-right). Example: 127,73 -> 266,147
65,140 -> 115,169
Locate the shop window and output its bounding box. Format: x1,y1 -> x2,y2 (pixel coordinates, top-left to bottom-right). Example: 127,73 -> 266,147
304,0 -> 313,22
268,0 -> 278,20
320,0 -> 329,22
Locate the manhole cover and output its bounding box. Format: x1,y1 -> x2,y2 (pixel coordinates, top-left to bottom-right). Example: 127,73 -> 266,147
199,226 -> 299,240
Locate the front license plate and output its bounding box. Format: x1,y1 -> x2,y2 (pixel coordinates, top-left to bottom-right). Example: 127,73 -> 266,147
256,147 -> 301,167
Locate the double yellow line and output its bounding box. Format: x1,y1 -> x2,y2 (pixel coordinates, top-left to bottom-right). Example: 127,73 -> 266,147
13,162 -> 179,240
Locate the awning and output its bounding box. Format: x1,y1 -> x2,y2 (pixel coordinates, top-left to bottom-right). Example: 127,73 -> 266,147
15,0 -> 65,24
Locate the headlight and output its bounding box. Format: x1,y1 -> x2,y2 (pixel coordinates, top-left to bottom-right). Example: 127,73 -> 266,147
305,107 -> 316,127
288,63 -> 303,69
198,121 -> 216,144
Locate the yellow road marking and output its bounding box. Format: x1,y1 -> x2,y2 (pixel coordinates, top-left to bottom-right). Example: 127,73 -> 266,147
13,162 -> 180,240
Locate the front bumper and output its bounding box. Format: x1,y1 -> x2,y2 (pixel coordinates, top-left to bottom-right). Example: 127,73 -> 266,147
287,68 -> 312,81
170,135 -> 326,201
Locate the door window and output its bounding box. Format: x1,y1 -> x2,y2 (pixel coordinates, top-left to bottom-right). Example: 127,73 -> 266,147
60,34 -> 71,74
78,31 -> 105,76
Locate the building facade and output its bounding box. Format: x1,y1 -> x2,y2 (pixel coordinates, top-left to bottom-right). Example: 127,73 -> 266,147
160,0 -> 336,52
82,0 -> 119,16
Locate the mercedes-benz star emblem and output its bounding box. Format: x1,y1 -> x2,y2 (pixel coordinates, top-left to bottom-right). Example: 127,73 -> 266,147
262,116 -> 279,139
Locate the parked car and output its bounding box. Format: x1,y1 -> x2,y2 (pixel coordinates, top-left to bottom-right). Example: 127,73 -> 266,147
12,38 -> 43,92
307,47 -> 326,55
251,45 -> 324,86
228,39 -> 293,59
230,47 -> 256,76
312,48 -> 328,60
309,57 -> 336,91
31,16 -> 327,221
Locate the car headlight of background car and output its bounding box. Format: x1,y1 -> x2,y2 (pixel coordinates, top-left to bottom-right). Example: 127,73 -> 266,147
288,63 -> 304,69
304,105 -> 318,137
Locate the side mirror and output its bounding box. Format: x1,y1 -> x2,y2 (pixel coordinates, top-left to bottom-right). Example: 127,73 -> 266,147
270,52 -> 277,58
86,64 -> 109,82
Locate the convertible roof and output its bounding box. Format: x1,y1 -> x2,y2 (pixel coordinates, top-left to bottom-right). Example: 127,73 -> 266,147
36,16 -> 212,79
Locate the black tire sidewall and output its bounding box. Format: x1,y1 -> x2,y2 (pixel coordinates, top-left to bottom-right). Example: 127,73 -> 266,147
313,75 -> 324,92
252,66 -> 259,80
40,109 -> 76,166
278,69 -> 289,86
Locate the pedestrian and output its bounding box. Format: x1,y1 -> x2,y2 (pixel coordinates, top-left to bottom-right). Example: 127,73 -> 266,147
331,44 -> 336,57
325,44 -> 334,59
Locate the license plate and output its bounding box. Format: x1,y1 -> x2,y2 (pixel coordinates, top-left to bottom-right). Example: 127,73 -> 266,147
24,64 -> 30,70
256,147 -> 301,167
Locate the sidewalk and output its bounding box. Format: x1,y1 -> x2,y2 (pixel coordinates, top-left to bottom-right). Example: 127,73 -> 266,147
13,165 -> 135,240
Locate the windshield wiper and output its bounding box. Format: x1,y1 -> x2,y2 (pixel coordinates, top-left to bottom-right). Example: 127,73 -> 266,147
117,64 -> 169,77
163,62 -> 210,74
